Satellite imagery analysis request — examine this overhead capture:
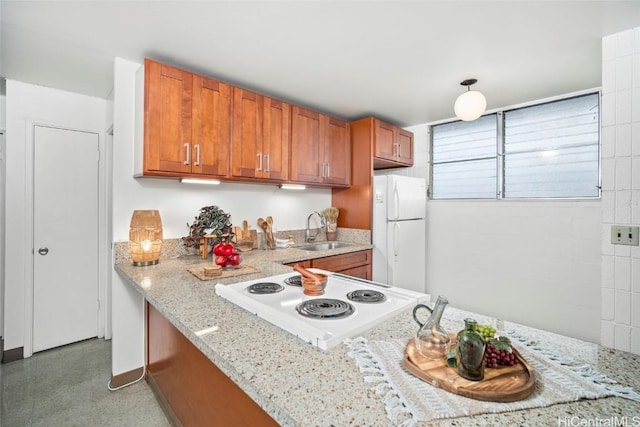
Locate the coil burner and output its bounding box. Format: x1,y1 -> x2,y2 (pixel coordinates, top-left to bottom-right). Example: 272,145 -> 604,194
247,282 -> 284,294
296,299 -> 355,319
346,289 -> 386,303
284,275 -> 302,287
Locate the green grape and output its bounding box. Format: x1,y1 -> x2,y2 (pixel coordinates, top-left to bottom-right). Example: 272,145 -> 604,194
477,324 -> 495,340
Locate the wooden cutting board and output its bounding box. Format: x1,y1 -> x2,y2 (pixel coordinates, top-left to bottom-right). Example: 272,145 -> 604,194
403,338 -> 535,402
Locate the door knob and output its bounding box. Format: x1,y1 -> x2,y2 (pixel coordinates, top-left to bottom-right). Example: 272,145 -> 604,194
38,247 -> 49,256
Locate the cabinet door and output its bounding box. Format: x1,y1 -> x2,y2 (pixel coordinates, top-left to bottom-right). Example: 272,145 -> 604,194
262,98 -> 290,181
144,59 -> 193,174
396,128 -> 414,166
290,106 -> 322,184
192,75 -> 230,177
373,119 -> 396,161
322,116 -> 350,186
231,88 -> 263,178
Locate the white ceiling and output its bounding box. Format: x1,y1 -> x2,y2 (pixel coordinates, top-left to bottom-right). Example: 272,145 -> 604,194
1,1 -> 639,126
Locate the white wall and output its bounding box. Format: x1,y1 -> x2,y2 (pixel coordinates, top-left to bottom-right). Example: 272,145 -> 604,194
601,28 -> 640,355
1,94 -> 6,341
392,121 -> 602,344
4,81 -> 107,352
110,58 -> 332,376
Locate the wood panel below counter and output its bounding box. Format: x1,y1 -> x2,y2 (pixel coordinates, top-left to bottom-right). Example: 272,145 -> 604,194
147,303 -> 279,427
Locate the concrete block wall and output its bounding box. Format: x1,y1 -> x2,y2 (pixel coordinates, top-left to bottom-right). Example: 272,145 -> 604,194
601,27 -> 640,355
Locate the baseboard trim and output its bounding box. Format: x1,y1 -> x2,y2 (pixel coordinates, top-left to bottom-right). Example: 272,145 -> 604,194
110,366 -> 144,388
2,346 -> 24,363
147,372 -> 182,427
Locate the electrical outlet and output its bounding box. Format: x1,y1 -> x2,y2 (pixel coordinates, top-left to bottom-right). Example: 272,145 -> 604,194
610,225 -> 640,246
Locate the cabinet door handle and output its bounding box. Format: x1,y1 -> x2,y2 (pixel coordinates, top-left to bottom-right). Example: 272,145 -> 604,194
257,153 -> 263,171
265,154 -> 270,173
397,143 -> 401,158
326,162 -> 331,178
184,143 -> 191,165
319,162 -> 324,177
194,144 -> 201,166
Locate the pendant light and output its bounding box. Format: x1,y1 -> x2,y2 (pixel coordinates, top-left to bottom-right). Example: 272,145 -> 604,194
454,79 -> 487,121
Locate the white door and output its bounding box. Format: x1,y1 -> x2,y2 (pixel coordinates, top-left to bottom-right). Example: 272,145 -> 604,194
33,125 -> 99,352
387,219 -> 426,293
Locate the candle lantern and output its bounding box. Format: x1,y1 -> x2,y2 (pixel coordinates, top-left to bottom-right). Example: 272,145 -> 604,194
129,210 -> 163,266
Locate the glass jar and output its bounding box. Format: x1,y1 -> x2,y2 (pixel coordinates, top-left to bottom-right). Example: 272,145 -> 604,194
456,318 -> 486,381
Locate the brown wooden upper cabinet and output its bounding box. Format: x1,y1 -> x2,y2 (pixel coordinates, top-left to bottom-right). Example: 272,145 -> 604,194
231,88 -> 290,181
142,59 -> 230,178
290,106 -> 350,187
373,118 -> 414,168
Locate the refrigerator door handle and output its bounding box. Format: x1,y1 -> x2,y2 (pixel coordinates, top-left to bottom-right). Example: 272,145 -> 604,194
393,181 -> 400,220
393,222 -> 400,257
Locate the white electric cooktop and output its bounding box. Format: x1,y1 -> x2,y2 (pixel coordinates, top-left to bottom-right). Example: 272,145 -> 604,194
215,269 -> 424,350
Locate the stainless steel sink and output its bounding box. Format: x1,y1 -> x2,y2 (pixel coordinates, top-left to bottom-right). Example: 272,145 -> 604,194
297,242 -> 352,251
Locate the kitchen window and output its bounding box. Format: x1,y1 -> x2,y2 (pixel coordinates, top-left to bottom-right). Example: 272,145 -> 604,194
430,92 -> 600,200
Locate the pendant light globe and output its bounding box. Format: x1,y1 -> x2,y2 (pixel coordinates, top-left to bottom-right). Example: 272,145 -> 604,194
454,79 -> 487,121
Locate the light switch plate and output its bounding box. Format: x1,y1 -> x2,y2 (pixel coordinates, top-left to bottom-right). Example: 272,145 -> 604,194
610,225 -> 640,246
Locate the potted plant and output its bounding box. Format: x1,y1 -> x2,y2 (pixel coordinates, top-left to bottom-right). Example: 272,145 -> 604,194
183,206 -> 234,254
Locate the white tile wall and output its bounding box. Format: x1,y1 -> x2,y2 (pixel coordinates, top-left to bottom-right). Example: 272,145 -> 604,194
616,124 -> 632,156
601,28 -> 640,355
633,258 -> 640,293
615,324 -> 631,352
601,320 -> 615,348
602,288 -> 615,320
615,157 -> 632,189
616,90 -> 632,124
602,254 -> 616,288
633,124 -> 640,156
601,126 -> 615,158
614,190 -> 632,223
632,292 -> 640,327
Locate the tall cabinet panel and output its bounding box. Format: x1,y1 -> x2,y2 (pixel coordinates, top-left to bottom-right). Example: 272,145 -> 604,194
290,106 -> 323,184
143,58 -> 230,177
144,59 -> 193,174
231,88 -> 263,179
290,106 -> 350,187
192,75 -> 230,177
322,116 -> 350,187
262,98 -> 290,181
231,89 -> 290,181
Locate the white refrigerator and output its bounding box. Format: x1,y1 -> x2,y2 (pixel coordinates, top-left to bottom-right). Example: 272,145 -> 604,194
372,175 -> 427,293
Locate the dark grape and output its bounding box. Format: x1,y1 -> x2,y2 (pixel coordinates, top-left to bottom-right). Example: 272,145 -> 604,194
484,342 -> 519,368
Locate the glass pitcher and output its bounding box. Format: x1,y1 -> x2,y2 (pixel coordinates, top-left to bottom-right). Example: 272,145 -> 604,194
412,295 -> 451,360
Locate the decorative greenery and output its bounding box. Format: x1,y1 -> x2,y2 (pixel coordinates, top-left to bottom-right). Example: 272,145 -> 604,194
183,206 -> 234,249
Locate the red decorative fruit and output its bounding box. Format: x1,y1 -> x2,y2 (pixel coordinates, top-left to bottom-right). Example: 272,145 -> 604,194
213,243 -> 225,256
228,252 -> 242,266
214,256 -> 228,267
220,243 -> 234,257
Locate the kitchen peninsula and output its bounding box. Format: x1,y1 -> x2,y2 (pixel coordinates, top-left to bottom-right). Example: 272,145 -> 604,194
115,244 -> 640,426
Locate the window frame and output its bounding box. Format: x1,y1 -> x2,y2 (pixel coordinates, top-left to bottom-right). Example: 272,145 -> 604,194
429,89 -> 601,201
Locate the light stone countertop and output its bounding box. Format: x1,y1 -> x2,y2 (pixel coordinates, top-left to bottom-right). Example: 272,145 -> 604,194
115,244 -> 640,427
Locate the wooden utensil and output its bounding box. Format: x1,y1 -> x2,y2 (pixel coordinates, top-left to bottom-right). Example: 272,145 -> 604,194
242,220 -> 249,240
292,263 -> 324,281
258,218 -> 274,249
265,216 -> 275,247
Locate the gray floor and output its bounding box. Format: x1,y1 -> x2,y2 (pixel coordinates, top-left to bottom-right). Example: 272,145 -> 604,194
0,338 -> 170,427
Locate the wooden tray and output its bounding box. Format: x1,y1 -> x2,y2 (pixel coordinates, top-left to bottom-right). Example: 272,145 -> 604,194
187,264 -> 259,281
403,339 -> 535,402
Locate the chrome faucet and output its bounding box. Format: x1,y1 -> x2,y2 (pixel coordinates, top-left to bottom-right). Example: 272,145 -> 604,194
305,211 -> 326,243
